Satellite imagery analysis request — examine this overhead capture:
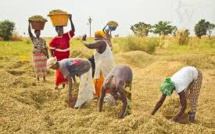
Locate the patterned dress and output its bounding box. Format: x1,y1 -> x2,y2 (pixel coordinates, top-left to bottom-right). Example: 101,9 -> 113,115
32,37 -> 48,78
185,69 -> 203,114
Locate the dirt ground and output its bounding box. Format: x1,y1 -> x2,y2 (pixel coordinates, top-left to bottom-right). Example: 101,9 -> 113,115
0,50 -> 215,134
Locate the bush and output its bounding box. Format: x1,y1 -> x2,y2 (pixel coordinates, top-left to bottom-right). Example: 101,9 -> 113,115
176,29 -> 189,45
119,36 -> 158,54
11,33 -> 23,41
0,20 -> 15,41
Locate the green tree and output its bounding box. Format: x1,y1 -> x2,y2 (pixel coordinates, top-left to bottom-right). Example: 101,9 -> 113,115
130,22 -> 151,37
172,26 -> 178,37
0,20 -> 15,40
152,21 -> 176,36
194,19 -> 208,39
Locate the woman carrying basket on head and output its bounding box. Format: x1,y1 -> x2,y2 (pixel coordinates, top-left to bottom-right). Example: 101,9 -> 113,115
28,16 -> 49,81
49,13 -> 75,90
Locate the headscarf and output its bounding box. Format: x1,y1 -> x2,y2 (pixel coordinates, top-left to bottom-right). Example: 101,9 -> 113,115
160,77 -> 175,96
95,31 -> 105,38
47,57 -> 57,68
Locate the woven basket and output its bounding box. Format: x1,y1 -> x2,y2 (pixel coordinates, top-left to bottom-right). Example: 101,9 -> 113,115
30,21 -> 46,30
48,14 -> 69,27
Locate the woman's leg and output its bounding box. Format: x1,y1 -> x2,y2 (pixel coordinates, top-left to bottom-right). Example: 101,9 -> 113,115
186,70 -> 203,122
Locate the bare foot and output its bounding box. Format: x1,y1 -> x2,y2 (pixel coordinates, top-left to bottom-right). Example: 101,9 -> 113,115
66,96 -> 77,108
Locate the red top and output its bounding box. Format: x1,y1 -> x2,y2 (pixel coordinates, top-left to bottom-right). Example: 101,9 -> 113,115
49,30 -> 74,61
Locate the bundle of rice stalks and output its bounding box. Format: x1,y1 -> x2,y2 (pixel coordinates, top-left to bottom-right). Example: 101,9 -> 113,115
28,15 -> 47,22
107,21 -> 118,27
29,15 -> 47,30
48,9 -> 68,15
48,9 -> 69,26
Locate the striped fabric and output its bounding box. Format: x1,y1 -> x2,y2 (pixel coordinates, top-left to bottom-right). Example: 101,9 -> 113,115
33,53 -> 47,77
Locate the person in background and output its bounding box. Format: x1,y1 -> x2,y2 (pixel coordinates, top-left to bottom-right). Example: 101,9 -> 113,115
151,66 -> 203,123
102,21 -> 118,50
82,31 -> 115,98
47,57 -> 94,108
49,14 -> 75,89
99,65 -> 132,119
28,21 -> 49,81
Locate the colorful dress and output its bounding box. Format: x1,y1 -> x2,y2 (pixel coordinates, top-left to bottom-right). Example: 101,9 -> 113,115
32,37 -> 48,78
94,41 -> 115,96
49,30 -> 74,86
59,58 -> 95,108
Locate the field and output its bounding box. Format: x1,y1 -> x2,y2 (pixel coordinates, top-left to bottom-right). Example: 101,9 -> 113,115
0,37 -> 215,134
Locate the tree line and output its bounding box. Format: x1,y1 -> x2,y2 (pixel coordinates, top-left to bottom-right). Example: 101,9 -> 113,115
131,19 -> 215,39
0,19 -> 214,41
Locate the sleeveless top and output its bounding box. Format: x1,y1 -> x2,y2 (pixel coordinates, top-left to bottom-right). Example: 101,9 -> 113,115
94,40 -> 115,79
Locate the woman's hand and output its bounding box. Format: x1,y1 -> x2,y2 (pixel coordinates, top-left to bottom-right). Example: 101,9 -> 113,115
68,14 -> 72,20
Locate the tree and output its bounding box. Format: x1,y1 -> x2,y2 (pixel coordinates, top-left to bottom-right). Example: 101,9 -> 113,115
172,26 -> 178,37
206,23 -> 215,39
130,22 -> 151,37
0,20 -> 15,41
152,21 -> 176,36
194,19 -> 213,39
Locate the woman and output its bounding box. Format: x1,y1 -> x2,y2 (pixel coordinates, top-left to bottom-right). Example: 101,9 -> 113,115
82,31 -> 115,97
49,14 -> 75,89
151,66 -> 203,123
99,65 -> 132,119
28,21 -> 49,81
47,57 -> 95,108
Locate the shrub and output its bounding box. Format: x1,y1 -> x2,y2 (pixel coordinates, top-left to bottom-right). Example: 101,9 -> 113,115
0,20 -> 15,40
176,29 -> 189,45
119,36 -> 157,54
11,33 -> 23,41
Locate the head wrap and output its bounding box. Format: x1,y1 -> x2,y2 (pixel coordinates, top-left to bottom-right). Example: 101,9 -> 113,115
160,77 -> 175,96
95,31 -> 105,38
47,57 -> 57,68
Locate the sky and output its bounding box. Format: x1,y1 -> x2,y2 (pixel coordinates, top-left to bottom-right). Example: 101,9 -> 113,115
0,0 -> 215,37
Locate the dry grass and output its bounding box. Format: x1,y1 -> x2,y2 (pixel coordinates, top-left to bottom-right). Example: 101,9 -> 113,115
0,37 -> 215,133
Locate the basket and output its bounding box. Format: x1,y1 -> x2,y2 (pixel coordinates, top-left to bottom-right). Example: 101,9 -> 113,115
30,21 -> 46,30
108,26 -> 117,31
48,14 -> 69,27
